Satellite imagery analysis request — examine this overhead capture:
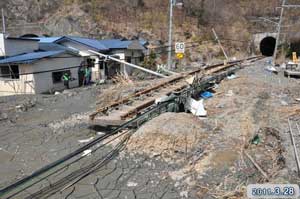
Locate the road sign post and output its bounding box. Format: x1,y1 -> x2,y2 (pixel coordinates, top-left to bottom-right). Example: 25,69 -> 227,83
175,42 -> 185,60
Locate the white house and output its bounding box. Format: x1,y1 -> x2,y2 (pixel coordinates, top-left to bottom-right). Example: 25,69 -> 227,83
0,50 -> 83,95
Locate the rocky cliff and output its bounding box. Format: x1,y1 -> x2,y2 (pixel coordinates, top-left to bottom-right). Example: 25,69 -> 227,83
2,0 -> 300,59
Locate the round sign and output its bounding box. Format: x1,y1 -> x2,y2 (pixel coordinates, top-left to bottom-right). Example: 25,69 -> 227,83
176,53 -> 184,59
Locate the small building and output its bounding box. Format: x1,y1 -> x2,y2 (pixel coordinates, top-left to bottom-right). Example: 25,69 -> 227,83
0,50 -> 83,95
39,36 -> 147,80
0,33 -> 148,96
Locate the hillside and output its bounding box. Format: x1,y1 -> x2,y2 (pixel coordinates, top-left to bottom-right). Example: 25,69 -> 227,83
2,0 -> 300,59
1,0 -> 281,38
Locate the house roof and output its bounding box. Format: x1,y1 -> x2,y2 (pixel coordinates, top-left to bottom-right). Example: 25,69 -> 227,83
99,39 -> 146,50
36,37 -> 63,43
99,39 -> 131,49
6,37 -> 39,41
39,42 -> 79,54
36,36 -> 147,52
0,50 -> 66,64
139,39 -> 148,47
55,36 -> 109,51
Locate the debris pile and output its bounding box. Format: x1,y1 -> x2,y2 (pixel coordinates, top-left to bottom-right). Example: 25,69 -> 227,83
15,99 -> 36,112
127,113 -> 207,160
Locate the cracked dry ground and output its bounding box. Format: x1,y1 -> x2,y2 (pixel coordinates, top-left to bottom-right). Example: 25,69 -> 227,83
1,59 -> 300,199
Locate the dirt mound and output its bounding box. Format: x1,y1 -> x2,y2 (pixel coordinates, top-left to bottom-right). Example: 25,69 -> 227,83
127,113 -> 207,160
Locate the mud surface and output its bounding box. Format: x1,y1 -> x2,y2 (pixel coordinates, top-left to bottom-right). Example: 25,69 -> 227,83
1,58 -> 299,198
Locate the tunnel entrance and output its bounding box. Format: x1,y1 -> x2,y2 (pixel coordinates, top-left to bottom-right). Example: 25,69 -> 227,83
260,37 -> 276,56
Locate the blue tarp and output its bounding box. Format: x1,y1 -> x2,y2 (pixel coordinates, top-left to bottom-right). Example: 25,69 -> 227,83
200,91 -> 213,99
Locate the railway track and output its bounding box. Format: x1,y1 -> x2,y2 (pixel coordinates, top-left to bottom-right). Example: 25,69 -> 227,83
0,56 -> 264,199
90,56 -> 264,123
288,118 -> 300,176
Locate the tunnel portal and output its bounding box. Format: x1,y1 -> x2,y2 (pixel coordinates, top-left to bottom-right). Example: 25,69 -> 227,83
260,37 -> 276,56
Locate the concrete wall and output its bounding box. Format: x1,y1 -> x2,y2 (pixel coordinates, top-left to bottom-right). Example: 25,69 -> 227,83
111,49 -> 144,76
0,64 -> 35,95
0,54 -> 83,95
32,55 -> 83,94
253,32 -> 277,52
90,56 -> 102,82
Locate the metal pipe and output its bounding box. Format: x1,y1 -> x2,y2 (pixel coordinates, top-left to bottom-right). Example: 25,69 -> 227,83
88,50 -> 166,78
1,9 -> 5,34
167,0 -> 174,69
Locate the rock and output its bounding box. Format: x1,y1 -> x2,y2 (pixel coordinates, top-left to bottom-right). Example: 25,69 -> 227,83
0,112 -> 8,121
54,91 -> 61,95
15,105 -> 25,112
15,100 -> 36,112
226,90 -> 234,97
127,181 -> 138,187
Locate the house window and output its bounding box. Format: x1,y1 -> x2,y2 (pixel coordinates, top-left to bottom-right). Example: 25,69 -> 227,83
52,70 -> 70,84
139,56 -> 145,62
87,58 -> 95,68
0,65 -> 20,79
125,57 -> 131,63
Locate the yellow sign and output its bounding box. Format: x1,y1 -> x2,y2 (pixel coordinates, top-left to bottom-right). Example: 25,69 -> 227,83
176,53 -> 184,59
293,52 -> 298,63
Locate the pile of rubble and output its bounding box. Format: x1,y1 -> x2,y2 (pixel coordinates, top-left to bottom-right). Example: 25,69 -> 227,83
127,113 -> 207,161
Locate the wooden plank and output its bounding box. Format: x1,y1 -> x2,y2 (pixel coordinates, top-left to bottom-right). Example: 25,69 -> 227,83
120,99 -> 156,120
244,152 -> 269,180
90,118 -> 127,127
120,83 -> 188,120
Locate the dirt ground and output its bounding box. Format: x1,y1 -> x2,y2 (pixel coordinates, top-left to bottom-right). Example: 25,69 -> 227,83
0,57 -> 299,198
122,57 -> 300,198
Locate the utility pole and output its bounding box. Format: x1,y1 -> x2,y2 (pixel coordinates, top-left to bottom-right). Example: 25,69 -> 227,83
212,28 -> 229,61
272,1 -> 300,65
167,0 -> 175,69
1,9 -> 5,34
273,0 -> 286,65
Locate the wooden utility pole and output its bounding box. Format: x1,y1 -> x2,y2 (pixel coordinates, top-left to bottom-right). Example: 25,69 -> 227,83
273,0 -> 300,65
212,28 -> 229,61
273,0 -> 286,65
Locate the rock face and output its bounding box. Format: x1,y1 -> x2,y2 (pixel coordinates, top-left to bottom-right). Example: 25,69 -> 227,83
1,0 -> 287,41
